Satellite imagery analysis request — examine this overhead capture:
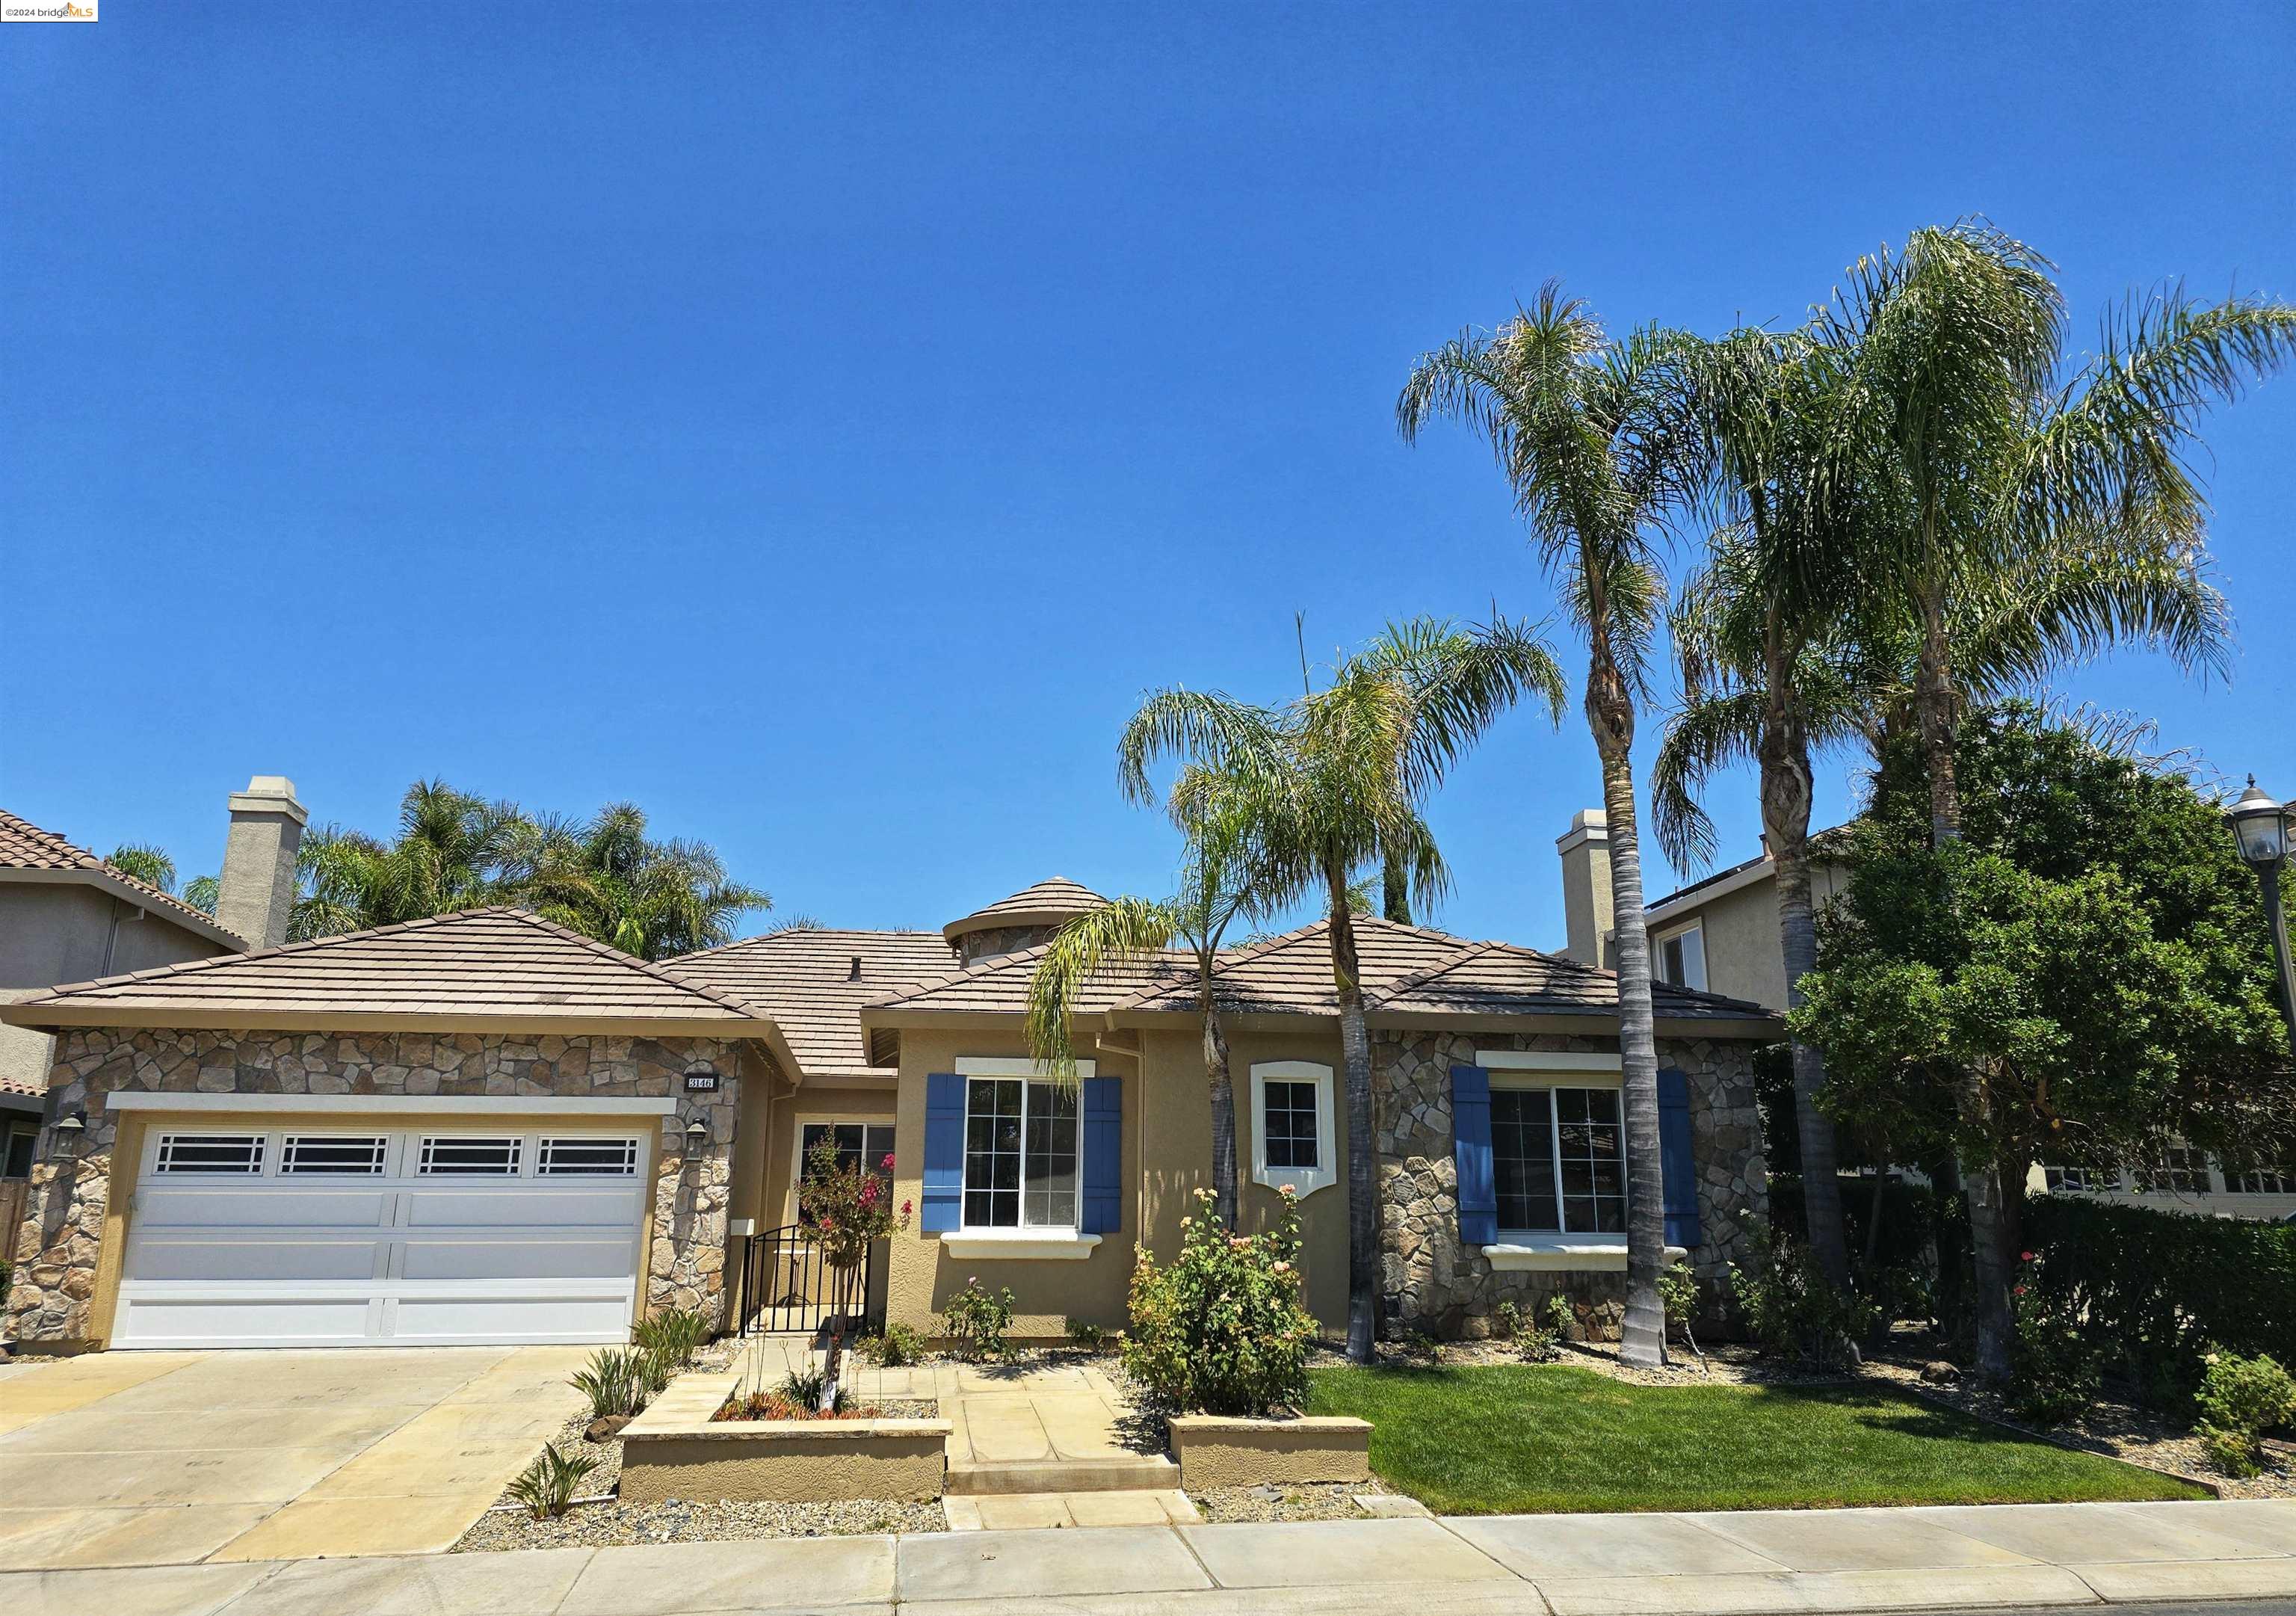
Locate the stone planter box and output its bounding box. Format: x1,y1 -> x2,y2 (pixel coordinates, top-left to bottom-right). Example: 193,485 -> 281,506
620,1404 -> 952,1503
1166,1413 -> 1372,1490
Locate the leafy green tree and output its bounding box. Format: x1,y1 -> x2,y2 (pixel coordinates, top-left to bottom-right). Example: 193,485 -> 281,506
1812,219 -> 2296,1375
1399,289 -> 1703,1366
1791,707 -> 2296,1338
107,844 -> 180,895
1119,614 -> 1561,1363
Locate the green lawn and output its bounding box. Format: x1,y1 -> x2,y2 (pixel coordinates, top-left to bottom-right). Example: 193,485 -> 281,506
1304,1365 -> 2206,1515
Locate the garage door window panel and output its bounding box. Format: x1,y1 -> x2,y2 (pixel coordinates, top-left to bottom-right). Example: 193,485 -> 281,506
280,1135 -> 389,1175
419,1135 -> 524,1176
155,1134 -> 267,1175
537,1136 -> 641,1176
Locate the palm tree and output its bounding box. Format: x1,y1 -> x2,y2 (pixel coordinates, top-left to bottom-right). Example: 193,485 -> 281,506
1025,765 -> 1278,1230
522,804 -> 770,959
1815,219 -> 2296,1375
1118,614 -> 1561,1363
1399,289 -> 1704,1367
107,844 -> 180,895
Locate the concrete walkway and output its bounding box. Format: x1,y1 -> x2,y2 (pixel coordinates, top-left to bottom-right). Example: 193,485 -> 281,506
0,1347 -> 590,1568
9,1499 -> 2293,1616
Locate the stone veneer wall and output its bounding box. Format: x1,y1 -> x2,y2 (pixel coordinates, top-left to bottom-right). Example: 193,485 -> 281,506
1374,1029 -> 1766,1339
5,1028 -> 747,1348
953,924 -> 1055,966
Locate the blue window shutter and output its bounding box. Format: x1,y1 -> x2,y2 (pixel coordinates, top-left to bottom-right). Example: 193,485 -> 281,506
1658,1067 -> 1703,1248
1451,1065 -> 1497,1246
922,1073 -> 964,1233
1080,1075 -> 1122,1235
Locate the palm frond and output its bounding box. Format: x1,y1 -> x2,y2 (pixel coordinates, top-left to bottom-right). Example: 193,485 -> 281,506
1024,898 -> 1181,1085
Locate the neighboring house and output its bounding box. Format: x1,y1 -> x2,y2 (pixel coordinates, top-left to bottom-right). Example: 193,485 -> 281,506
0,783 -> 291,1247
4,875 -> 1778,1352
1558,807 -> 2296,1222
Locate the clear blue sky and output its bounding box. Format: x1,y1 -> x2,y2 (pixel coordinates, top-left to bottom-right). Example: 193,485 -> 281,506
4,4 -> 2292,949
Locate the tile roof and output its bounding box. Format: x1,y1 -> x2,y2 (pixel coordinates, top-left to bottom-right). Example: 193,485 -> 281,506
1370,938 -> 1770,1021
661,928 -> 959,1078
0,809 -> 247,948
865,915 -> 1771,1026
942,877 -> 1108,940
2,907 -> 780,1034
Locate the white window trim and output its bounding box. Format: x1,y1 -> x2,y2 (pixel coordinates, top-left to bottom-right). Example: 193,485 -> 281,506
954,1063 -> 1084,1235
789,1114 -> 895,1223
1653,920 -> 1708,992
1476,1051 -> 1623,1076
1488,1074 -> 1630,1245
1249,1060 -> 1336,1198
954,1055 -> 1094,1081
1483,1237 -> 1689,1272
103,1093 -> 679,1117
937,1228 -> 1103,1260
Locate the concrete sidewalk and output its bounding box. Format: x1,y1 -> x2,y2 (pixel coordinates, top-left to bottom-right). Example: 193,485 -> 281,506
7,1499 -> 2294,1616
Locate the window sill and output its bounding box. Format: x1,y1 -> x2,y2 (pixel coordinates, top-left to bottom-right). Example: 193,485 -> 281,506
939,1230 -> 1103,1261
1482,1239 -> 1689,1272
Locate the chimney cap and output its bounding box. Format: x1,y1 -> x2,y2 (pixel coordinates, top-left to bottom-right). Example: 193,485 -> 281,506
228,775 -> 309,827
1555,807 -> 1609,854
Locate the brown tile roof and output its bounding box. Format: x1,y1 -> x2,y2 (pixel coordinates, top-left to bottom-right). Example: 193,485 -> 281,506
942,877 -> 1108,941
1370,938 -> 1771,1022
1,907 -> 783,1036
865,915 -> 1772,1027
662,928 -> 958,1078
0,809 -> 247,948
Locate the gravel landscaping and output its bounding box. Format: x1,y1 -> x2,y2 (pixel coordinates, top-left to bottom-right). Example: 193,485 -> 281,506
454,1494 -> 945,1552
1189,1480 -> 1392,1523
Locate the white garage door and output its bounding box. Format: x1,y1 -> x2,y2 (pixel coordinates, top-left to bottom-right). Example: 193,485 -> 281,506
114,1123 -> 652,1348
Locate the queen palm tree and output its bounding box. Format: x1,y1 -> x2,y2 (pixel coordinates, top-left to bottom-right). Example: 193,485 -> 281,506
1118,614 -> 1561,1363
1813,219 -> 2296,1375
1399,291 -> 1704,1367
1025,764 -> 1280,1230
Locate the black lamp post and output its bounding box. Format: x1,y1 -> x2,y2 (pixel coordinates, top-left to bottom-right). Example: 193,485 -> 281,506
2227,775 -> 2296,1057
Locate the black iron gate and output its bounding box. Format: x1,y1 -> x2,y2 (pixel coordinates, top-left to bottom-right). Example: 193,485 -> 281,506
738,1224 -> 876,1334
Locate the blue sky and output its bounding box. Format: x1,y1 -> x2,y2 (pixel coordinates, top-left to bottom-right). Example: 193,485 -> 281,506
4,4 -> 2292,949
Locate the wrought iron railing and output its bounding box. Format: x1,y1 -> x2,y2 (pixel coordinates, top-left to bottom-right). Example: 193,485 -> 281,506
738,1223 -> 876,1335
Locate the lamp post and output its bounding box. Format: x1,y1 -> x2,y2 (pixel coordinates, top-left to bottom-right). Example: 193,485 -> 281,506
2226,775 -> 2296,1058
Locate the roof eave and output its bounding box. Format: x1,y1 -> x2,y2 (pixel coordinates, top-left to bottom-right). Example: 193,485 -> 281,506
0,1002 -> 790,1041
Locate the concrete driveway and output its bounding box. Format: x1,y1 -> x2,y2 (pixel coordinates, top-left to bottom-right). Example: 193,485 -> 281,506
0,1346 -> 590,1570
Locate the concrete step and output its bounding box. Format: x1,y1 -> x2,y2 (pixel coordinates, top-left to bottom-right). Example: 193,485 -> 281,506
942,1489 -> 1200,1531
943,1452 -> 1182,1496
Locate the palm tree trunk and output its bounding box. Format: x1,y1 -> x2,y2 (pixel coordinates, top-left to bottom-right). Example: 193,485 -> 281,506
1588,651 -> 1667,1369
1762,703 -> 1851,1289
1202,984 -> 1240,1233
1913,585 -> 2013,1378
1326,860 -> 1379,1365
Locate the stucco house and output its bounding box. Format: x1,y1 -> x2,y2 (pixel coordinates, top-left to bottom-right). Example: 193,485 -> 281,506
5,875 -> 1778,1353
1558,808 -> 2296,1222
0,786 -> 290,1243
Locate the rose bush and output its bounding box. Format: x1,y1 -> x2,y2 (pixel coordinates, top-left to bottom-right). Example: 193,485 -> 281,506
1123,1186 -> 1315,1415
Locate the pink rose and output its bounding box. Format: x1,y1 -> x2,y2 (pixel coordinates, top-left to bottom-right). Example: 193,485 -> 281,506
881,1153 -> 897,1171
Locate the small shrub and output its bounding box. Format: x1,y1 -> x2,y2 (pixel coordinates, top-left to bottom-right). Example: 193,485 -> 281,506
1490,1300 -> 1522,1341
633,1307 -> 710,1371
1401,1328 -> 1442,1360
1729,1215 -> 1879,1371
1658,1260 -> 1703,1360
507,1443 -> 599,1520
1515,1319 -> 1562,1363
1124,1185 -> 1315,1415
942,1278 -> 1018,1361
571,1347 -> 651,1420
2009,1252 -> 2102,1426
777,1366 -> 851,1413
1543,1292 -> 1576,1340
2193,1350 -> 2296,1478
855,1321 -> 926,1366
1066,1316 -> 1108,1351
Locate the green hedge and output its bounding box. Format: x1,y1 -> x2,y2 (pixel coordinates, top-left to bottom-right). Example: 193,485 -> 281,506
2023,1197 -> 2296,1400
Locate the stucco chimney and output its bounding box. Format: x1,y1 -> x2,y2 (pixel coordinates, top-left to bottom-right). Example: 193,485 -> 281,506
1556,808 -> 1614,969
217,776 -> 307,950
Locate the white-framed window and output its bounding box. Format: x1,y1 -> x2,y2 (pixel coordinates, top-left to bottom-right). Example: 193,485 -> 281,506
279,1135 -> 389,1175
963,1076 -> 1076,1230
1492,1084 -> 1626,1236
2043,1164 -> 2111,1194
419,1135 -> 523,1176
2136,1147 -> 2209,1195
153,1133 -> 266,1175
794,1119 -> 895,1224
537,1136 -> 641,1177
4,1120 -> 37,1180
1250,1061 -> 1336,1197
1653,923 -> 1707,992
2230,1165 -> 2292,1195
